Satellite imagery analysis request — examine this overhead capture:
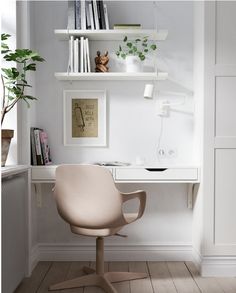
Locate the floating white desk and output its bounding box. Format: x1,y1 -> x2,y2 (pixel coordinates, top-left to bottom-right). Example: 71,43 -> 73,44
31,165 -> 200,208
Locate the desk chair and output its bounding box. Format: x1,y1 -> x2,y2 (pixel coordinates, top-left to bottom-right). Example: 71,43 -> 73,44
49,164 -> 147,293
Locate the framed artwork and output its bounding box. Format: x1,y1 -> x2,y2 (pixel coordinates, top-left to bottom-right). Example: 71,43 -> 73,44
64,90 -> 107,146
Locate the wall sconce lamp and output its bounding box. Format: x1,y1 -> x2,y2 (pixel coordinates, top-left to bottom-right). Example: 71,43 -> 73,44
143,84 -> 154,99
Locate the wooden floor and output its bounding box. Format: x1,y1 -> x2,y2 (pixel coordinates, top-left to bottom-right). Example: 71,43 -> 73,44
15,261 -> 236,293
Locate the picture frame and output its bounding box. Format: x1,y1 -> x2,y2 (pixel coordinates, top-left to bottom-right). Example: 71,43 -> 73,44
63,90 -> 107,147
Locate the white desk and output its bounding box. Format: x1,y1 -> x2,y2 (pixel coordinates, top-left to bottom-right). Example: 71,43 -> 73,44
31,165 -> 200,208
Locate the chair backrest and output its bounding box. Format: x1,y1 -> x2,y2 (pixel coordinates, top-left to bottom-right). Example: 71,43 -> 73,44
54,165 -> 123,229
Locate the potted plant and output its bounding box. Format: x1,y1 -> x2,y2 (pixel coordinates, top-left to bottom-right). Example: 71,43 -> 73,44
116,36 -> 157,72
1,33 -> 44,167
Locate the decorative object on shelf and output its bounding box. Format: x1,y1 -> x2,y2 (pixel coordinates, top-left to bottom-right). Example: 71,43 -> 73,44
116,35 -> 157,72
1,33 -> 44,167
64,90 -> 107,147
95,51 -> 109,72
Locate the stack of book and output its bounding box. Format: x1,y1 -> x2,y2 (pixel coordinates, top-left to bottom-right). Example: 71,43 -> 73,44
68,0 -> 109,30
68,36 -> 91,73
31,127 -> 52,166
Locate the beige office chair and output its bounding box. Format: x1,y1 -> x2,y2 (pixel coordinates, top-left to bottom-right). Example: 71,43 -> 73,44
49,164 -> 147,293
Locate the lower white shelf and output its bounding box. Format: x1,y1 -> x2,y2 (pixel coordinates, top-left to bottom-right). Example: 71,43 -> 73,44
54,72 -> 168,81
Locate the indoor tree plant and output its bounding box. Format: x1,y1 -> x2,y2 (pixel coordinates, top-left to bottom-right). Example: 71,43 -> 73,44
116,36 -> 157,72
1,33 -> 44,167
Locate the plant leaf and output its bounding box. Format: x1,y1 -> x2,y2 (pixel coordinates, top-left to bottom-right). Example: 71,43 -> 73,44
123,36 -> 128,42
1,33 -> 11,41
150,44 -> 157,50
24,63 -> 36,71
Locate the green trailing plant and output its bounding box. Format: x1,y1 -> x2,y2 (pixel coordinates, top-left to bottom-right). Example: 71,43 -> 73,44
116,35 -> 157,61
1,33 -> 44,125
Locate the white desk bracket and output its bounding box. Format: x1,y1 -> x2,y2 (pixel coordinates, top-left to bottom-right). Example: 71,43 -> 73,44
187,183 -> 199,209
187,184 -> 194,209
33,183 -> 43,208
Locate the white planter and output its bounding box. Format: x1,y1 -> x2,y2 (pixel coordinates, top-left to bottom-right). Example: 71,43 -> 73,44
125,56 -> 143,73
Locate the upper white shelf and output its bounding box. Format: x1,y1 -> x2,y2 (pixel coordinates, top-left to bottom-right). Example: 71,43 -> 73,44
54,29 -> 168,41
54,72 -> 168,81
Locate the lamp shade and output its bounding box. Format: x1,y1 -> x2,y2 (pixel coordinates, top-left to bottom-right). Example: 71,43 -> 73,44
144,84 -> 154,99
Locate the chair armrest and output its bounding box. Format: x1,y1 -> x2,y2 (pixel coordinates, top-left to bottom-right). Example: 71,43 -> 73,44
121,190 -> 146,220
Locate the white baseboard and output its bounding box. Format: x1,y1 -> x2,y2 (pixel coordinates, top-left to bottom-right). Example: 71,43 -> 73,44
30,244 -> 236,277
201,256 -> 236,277
193,249 -> 236,277
31,243 -> 193,264
28,244 -> 40,276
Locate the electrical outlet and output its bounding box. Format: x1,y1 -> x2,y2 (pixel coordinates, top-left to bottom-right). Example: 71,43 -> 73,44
156,100 -> 170,117
157,148 -> 178,158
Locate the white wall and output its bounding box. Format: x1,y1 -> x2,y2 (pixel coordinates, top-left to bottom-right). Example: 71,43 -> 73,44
27,1 -> 195,255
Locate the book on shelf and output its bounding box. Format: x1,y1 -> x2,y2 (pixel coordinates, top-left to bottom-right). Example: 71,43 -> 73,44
68,0 -> 76,29
113,24 -> 142,29
85,38 -> 91,72
75,0 -> 81,29
83,37 -> 87,72
80,0 -> 86,30
89,3 -> 95,30
85,1 -> 92,29
31,127 -> 52,166
39,131 -> 52,166
80,36 -> 84,72
69,36 -> 74,72
74,38 -> 79,72
98,0 -> 106,30
92,0 -> 100,30
103,4 -> 109,29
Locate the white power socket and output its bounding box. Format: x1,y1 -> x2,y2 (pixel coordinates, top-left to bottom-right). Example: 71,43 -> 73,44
156,100 -> 170,117
157,148 -> 178,158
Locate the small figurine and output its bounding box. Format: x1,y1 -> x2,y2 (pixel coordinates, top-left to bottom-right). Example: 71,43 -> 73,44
95,51 -> 109,72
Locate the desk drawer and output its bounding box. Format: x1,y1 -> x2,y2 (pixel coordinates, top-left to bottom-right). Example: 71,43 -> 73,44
31,166 -> 114,182
115,168 -> 198,181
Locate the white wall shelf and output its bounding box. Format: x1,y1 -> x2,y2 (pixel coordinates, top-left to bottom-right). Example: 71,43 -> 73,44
54,72 -> 168,81
54,29 -> 168,41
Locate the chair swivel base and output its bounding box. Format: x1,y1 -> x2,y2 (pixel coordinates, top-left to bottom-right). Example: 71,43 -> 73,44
49,266 -> 147,293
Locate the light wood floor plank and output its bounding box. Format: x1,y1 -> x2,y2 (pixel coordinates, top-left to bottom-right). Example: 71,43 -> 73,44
14,261 -> 52,293
62,261 -> 90,293
109,261 -> 130,293
37,261 -> 71,293
15,261 -> 236,293
148,261 -> 177,293
84,262 -> 109,293
185,261 -> 224,293
216,277 -> 236,293
167,262 -> 200,293
129,261 -> 153,293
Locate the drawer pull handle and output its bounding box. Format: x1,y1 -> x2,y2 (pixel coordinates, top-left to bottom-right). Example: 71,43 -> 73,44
145,168 -> 167,172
